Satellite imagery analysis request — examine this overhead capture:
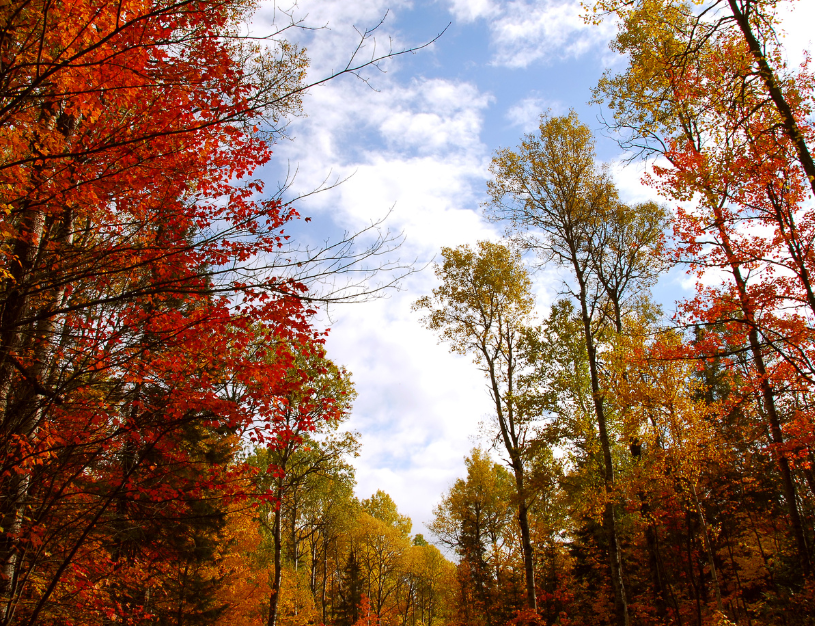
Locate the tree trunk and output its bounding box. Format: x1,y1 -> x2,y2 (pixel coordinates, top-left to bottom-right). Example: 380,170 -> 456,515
515,472 -> 537,612
575,270 -> 629,626
268,489 -> 283,626
1,202 -> 72,625
486,354 -> 537,613
689,482 -> 724,613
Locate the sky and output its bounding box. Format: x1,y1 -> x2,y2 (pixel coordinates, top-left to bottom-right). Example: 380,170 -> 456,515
249,0 -> 815,538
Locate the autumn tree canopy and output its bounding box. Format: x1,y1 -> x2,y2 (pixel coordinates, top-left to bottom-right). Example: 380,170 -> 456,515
4,0 -> 815,626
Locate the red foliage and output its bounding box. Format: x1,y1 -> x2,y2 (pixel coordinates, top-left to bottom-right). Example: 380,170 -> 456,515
506,608 -> 542,626
0,1 -> 334,623
353,595 -> 380,626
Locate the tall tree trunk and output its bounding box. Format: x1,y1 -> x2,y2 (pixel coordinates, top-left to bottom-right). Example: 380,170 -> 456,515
515,473 -> 537,612
685,511 -> 703,626
638,488 -> 669,619
486,356 -> 537,612
689,482 -> 724,613
575,270 -> 629,626
1,202 -> 72,625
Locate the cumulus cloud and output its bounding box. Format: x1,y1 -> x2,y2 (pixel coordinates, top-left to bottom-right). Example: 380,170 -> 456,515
447,0 -> 500,22
247,0 -> 516,530
444,0 -> 615,68
273,74 -> 504,528
776,2 -> 815,67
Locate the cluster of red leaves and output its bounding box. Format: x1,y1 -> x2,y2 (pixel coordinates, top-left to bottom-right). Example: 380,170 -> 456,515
653,30 -> 815,442
646,15 -> 815,584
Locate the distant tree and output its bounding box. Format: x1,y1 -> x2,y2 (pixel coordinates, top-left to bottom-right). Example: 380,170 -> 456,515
362,491 -> 413,539
336,550 -> 363,626
250,344 -> 357,626
430,449 -> 523,626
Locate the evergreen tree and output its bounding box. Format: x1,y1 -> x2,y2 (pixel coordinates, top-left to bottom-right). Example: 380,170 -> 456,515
336,549 -> 362,626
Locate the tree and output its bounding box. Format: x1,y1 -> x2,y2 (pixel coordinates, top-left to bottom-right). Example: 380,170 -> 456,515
336,549 -> 364,626
414,242 -> 539,613
607,324 -> 730,616
250,344 -> 357,626
592,0 -> 815,578
429,449 -> 522,626
484,112 -> 666,626
0,3 -> 407,624
403,542 -> 456,626
353,513 -> 409,626
0,0 -> 313,620
0,0 -> 440,621
362,491 -> 413,540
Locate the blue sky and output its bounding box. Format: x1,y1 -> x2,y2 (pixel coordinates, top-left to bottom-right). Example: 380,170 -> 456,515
251,0 -> 815,535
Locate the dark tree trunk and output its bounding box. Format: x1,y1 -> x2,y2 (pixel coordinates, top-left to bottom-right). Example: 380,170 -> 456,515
574,268 -> 629,626
268,485 -> 283,626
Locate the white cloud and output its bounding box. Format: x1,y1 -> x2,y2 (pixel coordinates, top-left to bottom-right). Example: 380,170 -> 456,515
506,95 -> 566,131
250,0 -> 520,529
326,289 -> 495,532
274,76 -> 504,529
492,1 -> 599,67
607,156 -> 665,206
777,1 -> 815,68
447,0 -> 500,22
444,0 -> 614,68
378,80 -> 493,156
441,0 -> 814,74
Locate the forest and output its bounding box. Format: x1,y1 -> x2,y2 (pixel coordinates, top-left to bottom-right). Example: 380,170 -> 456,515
0,0 -> 814,625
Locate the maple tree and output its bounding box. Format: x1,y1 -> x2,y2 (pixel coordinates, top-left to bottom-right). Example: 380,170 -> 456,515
249,344 -> 357,626
0,0 -> 431,623
592,0 -> 815,580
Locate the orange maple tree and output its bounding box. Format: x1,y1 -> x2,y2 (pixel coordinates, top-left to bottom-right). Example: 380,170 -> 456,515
0,1 -> 343,624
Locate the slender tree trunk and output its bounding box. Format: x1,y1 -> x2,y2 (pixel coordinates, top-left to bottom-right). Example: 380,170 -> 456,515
720,507 -> 750,625
641,492 -> 669,619
268,488 -> 283,626
322,538 -> 328,624
516,476 -> 537,612
689,482 -> 724,613
574,270 -> 629,626
685,511 -> 703,626
484,348 -> 537,612
1,204 -> 72,625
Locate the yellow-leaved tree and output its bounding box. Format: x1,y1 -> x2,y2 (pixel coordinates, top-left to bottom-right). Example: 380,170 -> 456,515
414,242 -> 539,614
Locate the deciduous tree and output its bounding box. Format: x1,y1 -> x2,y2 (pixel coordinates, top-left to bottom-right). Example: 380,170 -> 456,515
414,242 -> 539,614
485,112 -> 666,626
